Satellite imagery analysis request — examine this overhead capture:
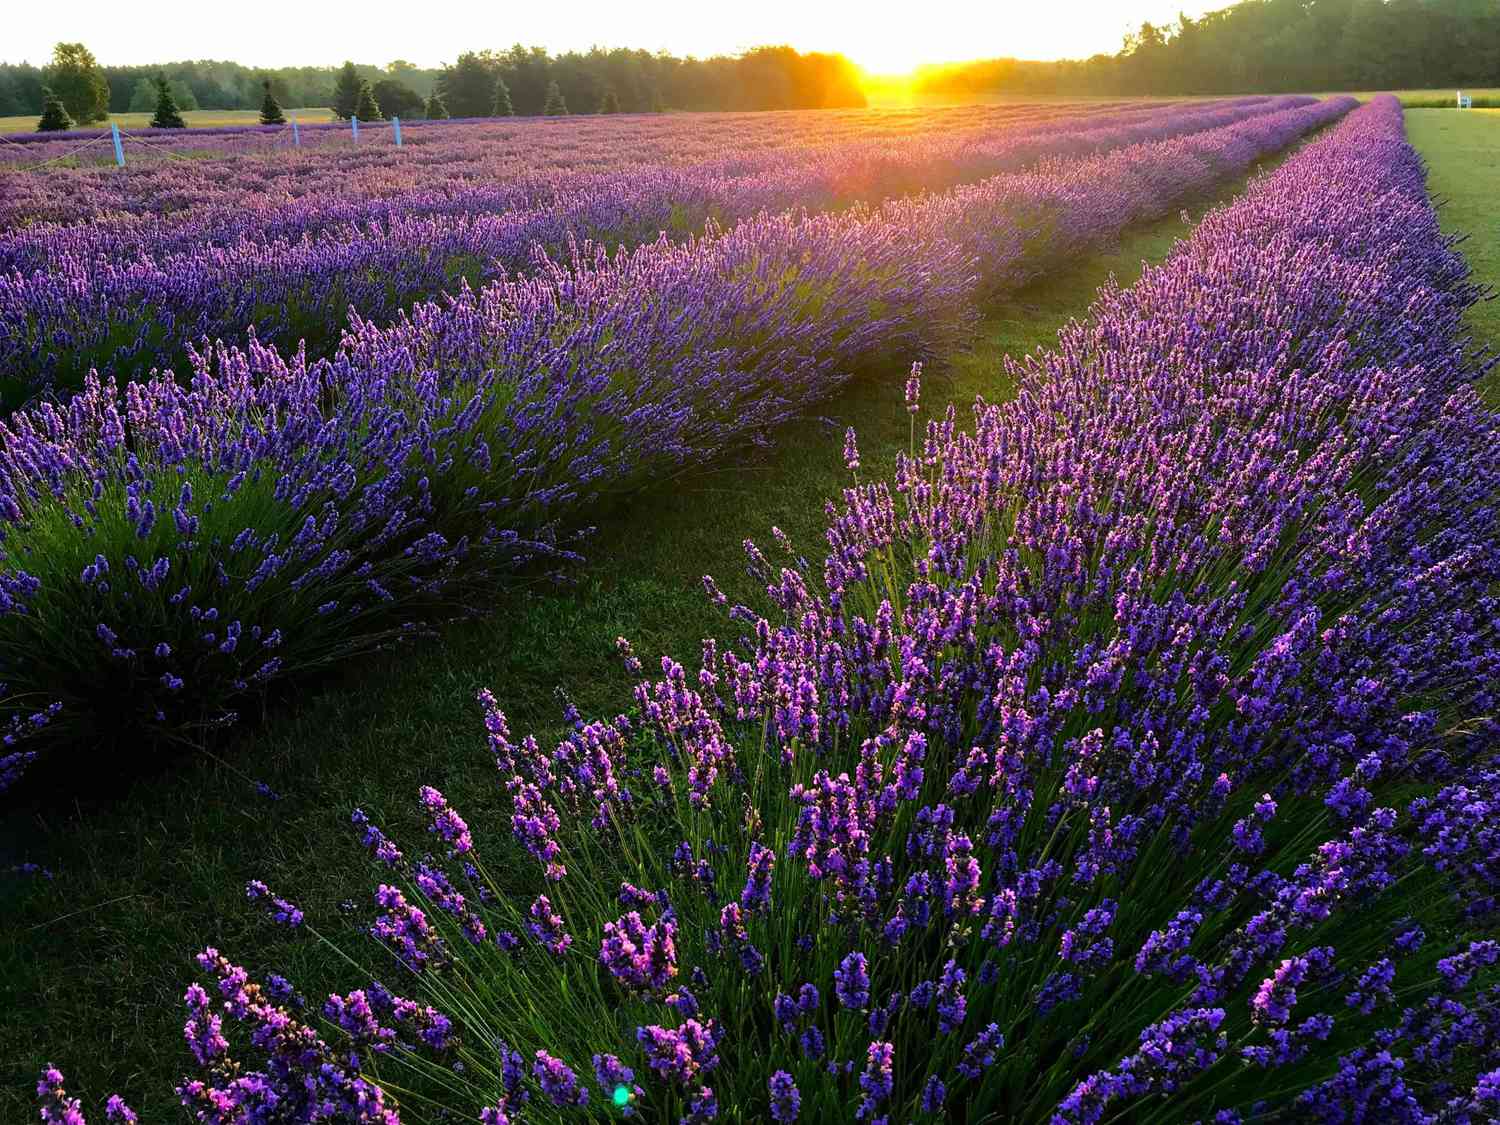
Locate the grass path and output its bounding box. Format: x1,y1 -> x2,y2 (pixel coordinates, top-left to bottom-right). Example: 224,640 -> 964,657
1406,107 -> 1500,400
0,117 -> 1470,1118
0,107 -> 336,134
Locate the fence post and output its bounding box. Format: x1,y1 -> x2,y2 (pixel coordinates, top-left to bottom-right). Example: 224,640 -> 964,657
351,114 -> 359,141
392,116 -> 402,146
291,115 -> 300,146
110,121 -> 124,167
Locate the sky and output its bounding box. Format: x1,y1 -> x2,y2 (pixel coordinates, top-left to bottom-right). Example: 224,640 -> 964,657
2,0 -> 1223,74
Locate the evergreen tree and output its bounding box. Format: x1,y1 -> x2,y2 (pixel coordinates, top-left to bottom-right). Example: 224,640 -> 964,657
596,87 -> 620,114
424,91 -> 449,119
259,79 -> 285,125
36,86 -> 73,132
492,73 -> 514,116
354,80 -> 383,122
542,79 -> 568,116
149,74 -> 186,128
332,61 -> 363,120
650,86 -> 666,113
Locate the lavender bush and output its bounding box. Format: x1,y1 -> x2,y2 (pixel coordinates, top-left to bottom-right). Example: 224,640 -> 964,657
0,98 -> 1349,790
0,97 -> 1311,399
0,99 -> 1252,218
41,96 -> 1499,1122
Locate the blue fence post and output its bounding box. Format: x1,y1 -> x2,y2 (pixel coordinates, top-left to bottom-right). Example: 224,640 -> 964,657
110,121 -> 124,167
291,115 -> 300,146
351,114 -> 359,141
392,116 -> 402,146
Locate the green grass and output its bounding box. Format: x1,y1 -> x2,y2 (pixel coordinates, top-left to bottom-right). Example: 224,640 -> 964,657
865,87 -> 1500,111
0,107 -> 335,135
1385,87 -> 1500,108
0,113 -> 1487,1119
1302,88 -> 1500,109
1405,107 -> 1500,403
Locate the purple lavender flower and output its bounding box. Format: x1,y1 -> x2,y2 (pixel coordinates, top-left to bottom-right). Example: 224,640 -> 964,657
593,1052 -> 641,1110
600,910 -> 678,994
843,428 -> 861,473
935,959 -> 967,1034
527,894 -> 572,956
37,1066 -> 86,1125
740,840 -> 775,914
418,785 -> 473,855
799,1025 -> 825,1060
920,1074 -> 946,1113
857,1041 -> 894,1120
637,1018 -> 721,1085
684,1085 -> 718,1122
534,1050 -> 588,1106
769,1070 -> 800,1122
956,1023 -> 1005,1080
834,951 -> 871,1010
245,879 -> 303,927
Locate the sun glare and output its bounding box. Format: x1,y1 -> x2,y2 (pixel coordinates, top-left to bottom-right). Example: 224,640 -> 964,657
817,2 -> 1168,78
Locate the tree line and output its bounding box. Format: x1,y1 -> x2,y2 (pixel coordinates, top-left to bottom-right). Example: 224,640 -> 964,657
1,42 -> 865,126
915,0 -> 1500,99
0,53 -> 432,120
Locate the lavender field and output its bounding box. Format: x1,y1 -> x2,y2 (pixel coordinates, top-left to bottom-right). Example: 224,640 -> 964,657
6,90 -> 1500,1125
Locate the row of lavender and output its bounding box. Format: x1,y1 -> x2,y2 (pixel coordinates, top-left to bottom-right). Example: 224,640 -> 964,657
0,97 -> 1353,793
37,95 -> 1500,1123
0,100 -> 1161,224
0,100 -> 1216,259
0,99 -> 1129,167
0,97 -> 1299,397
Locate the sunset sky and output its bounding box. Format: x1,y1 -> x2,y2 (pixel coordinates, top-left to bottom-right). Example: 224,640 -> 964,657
2,0 -> 1222,72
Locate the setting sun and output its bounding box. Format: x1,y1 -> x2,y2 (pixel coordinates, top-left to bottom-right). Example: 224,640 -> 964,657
801,2 -> 1211,76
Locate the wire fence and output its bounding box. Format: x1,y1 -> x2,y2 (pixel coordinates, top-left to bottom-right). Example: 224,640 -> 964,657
0,115 -> 414,171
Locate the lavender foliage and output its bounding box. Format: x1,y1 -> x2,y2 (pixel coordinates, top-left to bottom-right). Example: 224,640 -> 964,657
39,96 -> 1500,1122
1,97 -> 1307,396
0,97 -> 1348,788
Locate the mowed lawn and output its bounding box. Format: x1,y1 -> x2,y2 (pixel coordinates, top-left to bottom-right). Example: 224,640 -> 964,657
0,106 -> 335,133
1406,107 -> 1500,402
1362,87 -> 1500,107
0,109 -> 1496,1119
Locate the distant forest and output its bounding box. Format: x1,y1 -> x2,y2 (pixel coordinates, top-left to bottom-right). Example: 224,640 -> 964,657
6,0 -> 1494,122
917,0 -> 1500,98
0,45 -> 866,118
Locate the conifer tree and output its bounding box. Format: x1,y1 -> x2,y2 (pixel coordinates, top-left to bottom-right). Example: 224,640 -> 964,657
36,86 -> 73,132
259,79 -> 286,125
149,74 -> 186,128
492,74 -> 514,116
542,80 -> 568,116
332,61 -> 363,120
354,80 -> 383,122
424,91 -> 449,119
650,86 -> 666,113
597,87 -> 620,114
